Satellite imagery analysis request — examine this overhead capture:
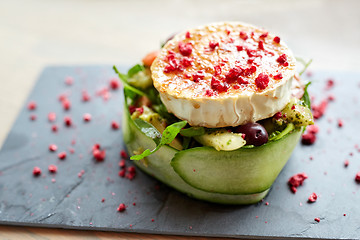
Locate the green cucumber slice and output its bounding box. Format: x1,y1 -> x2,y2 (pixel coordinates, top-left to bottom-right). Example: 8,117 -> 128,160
171,128 -> 302,195
122,105 -> 269,204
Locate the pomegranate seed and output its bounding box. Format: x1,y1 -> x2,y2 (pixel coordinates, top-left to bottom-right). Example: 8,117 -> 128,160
111,121 -> 120,130
64,116 -> 72,126
308,193 -> 318,203
48,164 -> 57,173
307,125 -> 319,134
302,133 -> 316,145
127,166 -> 136,173
274,112 -> 282,120
49,144 -> 58,152
117,203 -> 126,212
58,152 -> 66,160
110,79 -> 120,90
27,101 -> 37,111
83,113 -> 91,122
273,36 -> 280,44
33,167 -> 41,176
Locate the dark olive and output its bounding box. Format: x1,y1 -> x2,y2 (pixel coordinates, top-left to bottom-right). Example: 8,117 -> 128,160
235,123 -> 268,146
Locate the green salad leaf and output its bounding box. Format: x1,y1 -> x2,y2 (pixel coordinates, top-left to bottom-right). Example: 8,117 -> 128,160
113,65 -> 146,97
128,64 -> 145,78
269,123 -> 295,142
180,127 -> 206,137
301,82 -> 311,109
130,120 -> 187,160
134,118 -> 161,144
299,59 -> 313,76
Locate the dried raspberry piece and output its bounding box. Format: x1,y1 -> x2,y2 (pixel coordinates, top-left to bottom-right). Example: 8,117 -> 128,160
314,218 -> 320,223
205,89 -> 214,97
276,54 -> 289,67
83,113 -> 91,122
344,159 -> 349,167
273,36 -> 280,44
308,193 -> 318,203
178,42 -> 192,56
236,45 -> 243,51
51,125 -> 58,132
185,31 -> 191,38
119,159 -> 126,168
62,99 -> 71,110
33,167 -> 41,176
243,66 -> 257,76
225,67 -> 243,83
355,172 -> 360,183
301,133 -> 316,145
237,77 -> 249,85
258,40 -> 264,50
274,112 -> 282,120
211,76 -> 229,93
119,169 -> 126,177
288,172 -> 308,193
128,166 -> 136,173
49,144 -> 58,152
291,105 -> 296,110
27,101 -> 37,111
209,41 -> 219,50
117,203 -> 126,212
110,79 -> 120,90
64,116 -> 72,126
192,71 -> 205,82
101,198 -> 105,202
48,112 -> 56,122
312,100 -> 328,119
82,91 -> 91,102
120,150 -> 128,159
93,149 -> 106,162
259,32 -> 268,38
326,79 -> 335,90
180,57 -> 193,68
273,73 -> 283,80
48,165 -> 57,173
111,121 -> 120,130
255,73 -> 269,90
65,76 -> 74,85
214,65 -> 222,76
239,31 -> 248,40
338,119 -> 344,127
58,152 -> 67,160
30,115 -> 37,121
307,125 -> 319,134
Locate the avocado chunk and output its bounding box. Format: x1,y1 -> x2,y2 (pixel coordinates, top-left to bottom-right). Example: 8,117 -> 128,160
194,129 -> 246,151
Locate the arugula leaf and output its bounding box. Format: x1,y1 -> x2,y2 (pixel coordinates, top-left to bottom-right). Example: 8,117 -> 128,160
128,64 -> 145,78
113,65 -> 146,97
180,127 -> 206,137
130,120 -> 187,160
301,82 -> 311,109
134,118 -> 161,144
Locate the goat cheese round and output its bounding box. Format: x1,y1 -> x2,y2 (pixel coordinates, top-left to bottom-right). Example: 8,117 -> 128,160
151,22 -> 296,127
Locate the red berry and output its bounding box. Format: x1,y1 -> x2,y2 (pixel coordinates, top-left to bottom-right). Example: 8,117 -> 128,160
48,164 -> 57,173
83,113 -> 91,122
49,144 -> 58,152
273,36 -> 280,44
93,149 -> 106,162
117,203 -> 126,212
33,167 -> 41,176
178,42 -> 193,56
64,116 -> 72,126
338,119 -> 344,127
58,152 -> 67,160
111,121 -> 120,130
127,166 -> 136,173
314,218 -> 320,223
192,71 -> 205,82
255,73 -> 269,90
48,112 -> 56,122
302,133 -> 316,145
110,79 -> 120,90
308,193 -> 318,203
27,101 -> 37,110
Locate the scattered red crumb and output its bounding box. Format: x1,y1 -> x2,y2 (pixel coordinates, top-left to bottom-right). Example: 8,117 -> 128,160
178,42 -> 193,56
110,79 -> 120,90
328,94 -> 335,101
83,113 -> 91,122
276,54 -> 289,67
62,99 -> 71,110
51,125 -> 58,132
338,119 -> 344,127
82,91 -> 91,102
69,148 -> 75,154
111,121 -> 120,130
118,169 -> 126,177
273,36 -> 280,44
78,170 -> 85,178
64,116 -> 72,126
273,73 -> 283,80
258,41 -> 264,50
119,159 -> 126,168
48,165 -> 57,173
314,218 -> 320,223
344,159 -> 349,167
93,149 -> 106,162
151,219 -> 155,222
355,172 -> 360,183
312,100 -> 328,119
120,150 -> 128,159
255,73 -> 269,90
236,45 -> 243,51
117,203 -> 126,212
259,32 -> 268,38
307,125 -> 319,134
344,214 -> 346,216
209,41 -> 219,50
288,173 -> 308,193
51,178 -> 56,183
308,193 -> 318,203
33,167 -> 41,176
326,79 -> 335,90
265,202 -> 269,206
101,198 -> 105,202
185,31 -> 191,38
30,114 -> 37,121
189,226 -> 193,230
239,31 -> 248,40
49,144 -> 58,152
48,112 -> 56,122
132,202 -> 136,206
27,101 -> 37,110
65,76 -> 74,85
301,132 -> 316,145
58,152 -> 67,160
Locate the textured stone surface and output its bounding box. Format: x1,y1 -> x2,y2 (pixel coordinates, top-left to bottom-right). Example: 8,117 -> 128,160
0,66 -> 359,239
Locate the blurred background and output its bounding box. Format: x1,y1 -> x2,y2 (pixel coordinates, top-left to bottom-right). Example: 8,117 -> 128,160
0,0 -> 359,147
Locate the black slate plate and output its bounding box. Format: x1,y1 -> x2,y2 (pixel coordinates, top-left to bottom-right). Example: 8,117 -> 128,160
1,66 -> 360,239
